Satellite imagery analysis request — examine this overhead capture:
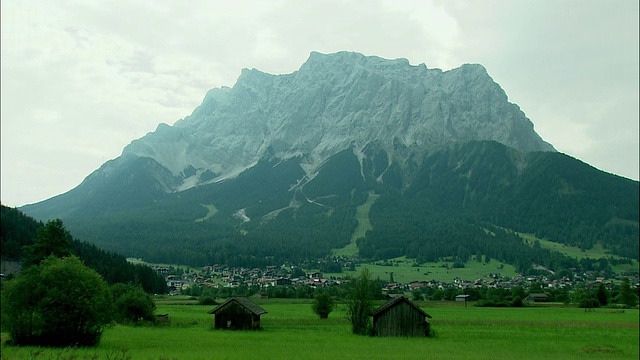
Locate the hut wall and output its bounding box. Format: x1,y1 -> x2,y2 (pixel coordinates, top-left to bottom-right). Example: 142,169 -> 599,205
374,302 -> 428,337
214,302 -> 260,330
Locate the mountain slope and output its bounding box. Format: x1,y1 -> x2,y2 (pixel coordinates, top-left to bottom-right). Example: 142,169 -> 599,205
21,142 -> 638,269
362,141 -> 639,263
0,205 -> 167,293
18,52 -> 637,271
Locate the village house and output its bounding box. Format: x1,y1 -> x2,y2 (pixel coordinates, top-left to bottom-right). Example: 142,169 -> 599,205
275,278 -> 292,286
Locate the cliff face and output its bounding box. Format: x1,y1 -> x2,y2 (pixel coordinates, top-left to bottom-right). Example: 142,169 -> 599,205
121,51 -> 554,193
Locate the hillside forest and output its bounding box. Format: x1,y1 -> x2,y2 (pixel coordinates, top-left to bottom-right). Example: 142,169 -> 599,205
0,204 -> 167,294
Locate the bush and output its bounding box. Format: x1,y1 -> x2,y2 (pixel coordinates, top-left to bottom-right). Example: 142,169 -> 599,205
312,293 -> 335,319
110,283 -> 156,325
511,296 -> 524,307
1,256 -> 113,347
200,297 -> 218,306
474,300 -> 510,307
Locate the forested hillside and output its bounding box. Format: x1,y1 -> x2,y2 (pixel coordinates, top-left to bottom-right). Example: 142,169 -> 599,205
28,141 -> 638,274
0,205 -> 167,293
363,141 -> 639,262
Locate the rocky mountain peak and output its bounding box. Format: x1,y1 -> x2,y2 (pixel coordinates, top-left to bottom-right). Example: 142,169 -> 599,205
120,51 -> 554,192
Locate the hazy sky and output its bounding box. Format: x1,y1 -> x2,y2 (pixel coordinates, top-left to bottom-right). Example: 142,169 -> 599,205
2,0 -> 638,207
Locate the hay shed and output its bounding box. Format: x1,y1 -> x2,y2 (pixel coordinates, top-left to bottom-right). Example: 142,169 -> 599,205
208,297 -> 268,330
372,296 -> 432,337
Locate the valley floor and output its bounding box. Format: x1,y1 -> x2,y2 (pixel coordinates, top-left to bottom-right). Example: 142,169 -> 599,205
2,300 -> 638,360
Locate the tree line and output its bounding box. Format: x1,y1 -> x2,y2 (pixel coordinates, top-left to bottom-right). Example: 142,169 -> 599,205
1,217 -> 161,347
1,205 -> 167,294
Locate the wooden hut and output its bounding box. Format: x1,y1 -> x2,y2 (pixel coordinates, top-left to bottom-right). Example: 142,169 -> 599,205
372,296 -> 432,337
523,293 -> 549,304
208,297 -> 268,330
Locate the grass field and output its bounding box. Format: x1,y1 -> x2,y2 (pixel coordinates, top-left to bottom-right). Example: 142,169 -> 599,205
2,300 -> 637,360
325,256 -> 518,284
518,233 -> 640,274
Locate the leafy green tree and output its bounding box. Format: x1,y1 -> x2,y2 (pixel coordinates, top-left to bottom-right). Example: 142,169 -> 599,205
527,282 -> 543,294
312,293 -> 335,319
411,288 -> 423,301
345,268 -> 376,335
110,283 -> 156,324
574,287 -> 599,309
291,267 -> 306,278
429,289 -> 445,301
511,286 -> 526,300
616,278 -> 638,308
511,296 -> 523,307
1,256 -> 113,347
22,219 -> 72,268
596,282 -> 609,306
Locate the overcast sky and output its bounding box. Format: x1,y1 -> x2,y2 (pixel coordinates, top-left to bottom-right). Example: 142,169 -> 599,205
2,0 -> 638,207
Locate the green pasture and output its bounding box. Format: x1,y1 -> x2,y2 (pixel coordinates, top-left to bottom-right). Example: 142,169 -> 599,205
2,300 -> 637,360
519,233 -> 640,273
326,257 -> 518,283
126,258 -> 201,274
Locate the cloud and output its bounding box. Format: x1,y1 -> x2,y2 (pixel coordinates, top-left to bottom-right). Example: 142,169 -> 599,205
440,0 -> 639,179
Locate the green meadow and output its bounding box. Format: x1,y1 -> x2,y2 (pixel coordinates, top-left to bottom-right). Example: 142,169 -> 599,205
325,257 -> 518,284
518,232 -> 640,274
2,300 -> 638,360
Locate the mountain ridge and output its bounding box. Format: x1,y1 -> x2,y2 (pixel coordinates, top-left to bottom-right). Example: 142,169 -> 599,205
120,51 -> 554,194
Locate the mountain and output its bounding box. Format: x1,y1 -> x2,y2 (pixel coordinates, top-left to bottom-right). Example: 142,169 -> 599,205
22,51 -> 554,219
20,51 -> 638,270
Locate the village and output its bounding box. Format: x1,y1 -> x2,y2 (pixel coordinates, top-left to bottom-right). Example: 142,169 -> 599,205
155,259 -> 639,302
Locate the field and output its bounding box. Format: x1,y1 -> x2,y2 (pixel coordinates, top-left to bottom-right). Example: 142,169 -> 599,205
1,300 -> 638,360
518,233 -> 640,274
325,257 -> 519,284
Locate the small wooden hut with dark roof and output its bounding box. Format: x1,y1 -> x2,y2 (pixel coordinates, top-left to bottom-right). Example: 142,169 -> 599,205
208,297 -> 268,330
372,296 -> 432,337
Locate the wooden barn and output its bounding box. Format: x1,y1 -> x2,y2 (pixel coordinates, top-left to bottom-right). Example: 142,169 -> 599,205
208,297 -> 268,330
372,296 -> 432,337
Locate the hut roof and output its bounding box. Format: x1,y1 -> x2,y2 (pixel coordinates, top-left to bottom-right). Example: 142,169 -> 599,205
526,293 -> 548,299
372,296 -> 432,318
208,297 -> 268,315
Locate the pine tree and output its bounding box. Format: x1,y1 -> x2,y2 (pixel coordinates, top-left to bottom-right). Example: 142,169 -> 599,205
22,219 -> 72,268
